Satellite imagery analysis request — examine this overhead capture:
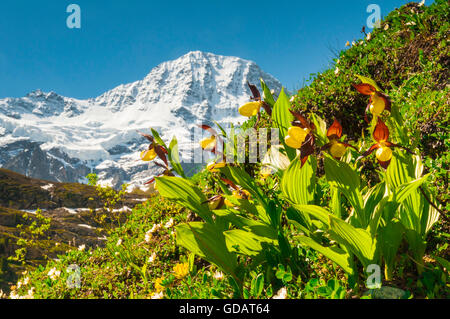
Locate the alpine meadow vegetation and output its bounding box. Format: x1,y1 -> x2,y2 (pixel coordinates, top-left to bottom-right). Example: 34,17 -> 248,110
2,0 -> 448,300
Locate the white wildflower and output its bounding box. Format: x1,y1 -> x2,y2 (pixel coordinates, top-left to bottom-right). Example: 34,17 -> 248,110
78,244 -> 86,251
47,267 -> 61,280
213,271 -> 224,280
23,277 -> 30,286
148,252 -> 157,263
334,67 -> 340,75
384,24 -> 389,31
116,238 -> 123,246
418,0 -> 425,7
151,291 -> 164,299
351,41 -> 356,46
165,218 -> 174,229
366,32 -> 371,41
272,287 -> 288,299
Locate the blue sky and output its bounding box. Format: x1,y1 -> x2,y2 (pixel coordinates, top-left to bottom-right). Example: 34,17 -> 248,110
0,0 -> 426,99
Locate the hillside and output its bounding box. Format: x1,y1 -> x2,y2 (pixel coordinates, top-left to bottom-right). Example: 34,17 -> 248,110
1,1 -> 448,300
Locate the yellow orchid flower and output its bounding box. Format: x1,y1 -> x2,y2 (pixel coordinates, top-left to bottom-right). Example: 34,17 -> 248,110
140,148 -> 157,161
200,135 -> 216,150
284,126 -> 310,149
238,101 -> 262,117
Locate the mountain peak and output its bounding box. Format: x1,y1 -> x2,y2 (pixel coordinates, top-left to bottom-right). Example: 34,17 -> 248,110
0,52 -> 282,188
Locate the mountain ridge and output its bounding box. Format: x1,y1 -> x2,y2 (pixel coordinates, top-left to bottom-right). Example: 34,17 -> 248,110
0,51 -> 282,188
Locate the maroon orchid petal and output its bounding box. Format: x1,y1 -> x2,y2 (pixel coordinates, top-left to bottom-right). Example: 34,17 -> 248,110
154,145 -> 169,167
378,159 -> 391,169
353,83 -> 376,95
220,177 -> 239,190
300,134 -> 315,167
386,142 -> 415,155
373,119 -> 390,142
362,144 -> 380,157
198,124 -> 219,137
138,131 -> 154,143
289,110 -> 313,130
342,142 -> 359,152
247,82 -> 261,101
261,101 -> 272,116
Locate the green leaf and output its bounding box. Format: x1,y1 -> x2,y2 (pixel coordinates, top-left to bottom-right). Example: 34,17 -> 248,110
324,156 -> 365,226
251,273 -> 264,298
150,128 -> 168,149
155,176 -> 213,223
281,155 -> 316,205
212,209 -> 277,239
224,229 -> 277,257
272,88 -> 296,160
293,204 -> 330,227
221,166 -> 268,209
329,215 -> 378,268
296,235 -> 354,275
392,174 -> 429,204
378,220 -> 404,280
176,222 -> 239,282
260,78 -> 275,107
168,137 -> 186,178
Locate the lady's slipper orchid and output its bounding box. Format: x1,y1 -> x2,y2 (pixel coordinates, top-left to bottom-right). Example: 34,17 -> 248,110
321,118 -> 357,159
238,82 -> 272,128
138,130 -> 173,184
199,124 -> 222,155
353,82 -> 391,120
286,110 -> 316,166
361,118 -> 410,169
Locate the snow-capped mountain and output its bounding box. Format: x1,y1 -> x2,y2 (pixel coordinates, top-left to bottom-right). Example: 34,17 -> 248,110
0,51 -> 282,188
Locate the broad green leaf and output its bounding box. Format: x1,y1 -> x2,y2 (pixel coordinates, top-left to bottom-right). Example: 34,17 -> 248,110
293,204 -> 330,227
155,176 -> 213,223
224,229 -> 277,257
363,182 -> 386,218
212,209 -> 277,239
329,215 -> 378,268
281,155 -> 316,206
330,186 -> 342,218
168,137 -> 186,178
272,88 -> 296,160
324,156 -> 365,225
296,235 -> 354,275
392,174 -> 429,204
221,166 -> 268,209
176,222 -> 238,280
378,220 -> 404,280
